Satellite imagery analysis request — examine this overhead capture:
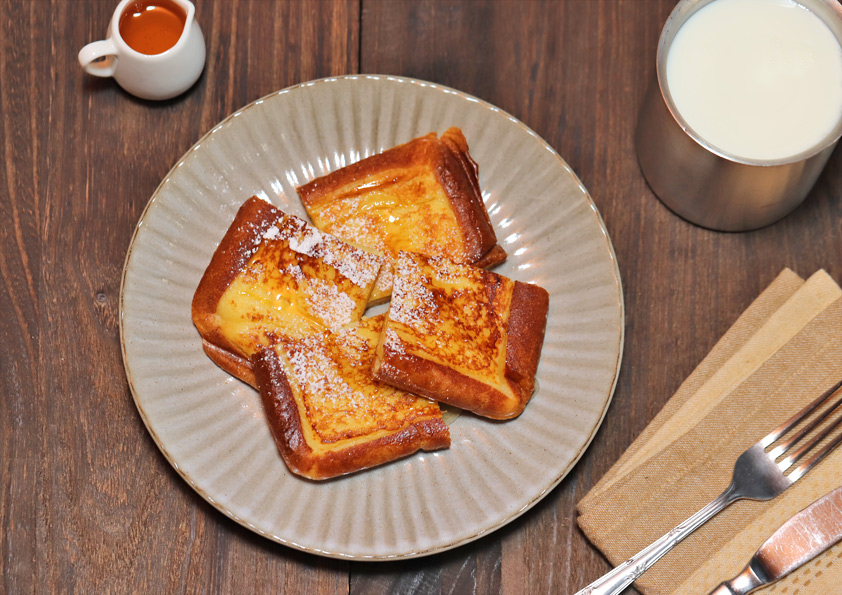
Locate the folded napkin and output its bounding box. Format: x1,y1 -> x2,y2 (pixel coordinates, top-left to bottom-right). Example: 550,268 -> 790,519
577,269 -> 842,595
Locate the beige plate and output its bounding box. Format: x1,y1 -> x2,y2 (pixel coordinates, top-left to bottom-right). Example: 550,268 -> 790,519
120,75 -> 624,560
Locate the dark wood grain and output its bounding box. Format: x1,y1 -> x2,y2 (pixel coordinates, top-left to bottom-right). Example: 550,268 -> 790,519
357,1 -> 676,593
3,0 -> 842,593
3,1 -> 356,593
358,1 -> 842,594
1,1 -> 45,593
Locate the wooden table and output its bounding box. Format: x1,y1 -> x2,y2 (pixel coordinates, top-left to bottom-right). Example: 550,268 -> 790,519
4,1 -> 841,593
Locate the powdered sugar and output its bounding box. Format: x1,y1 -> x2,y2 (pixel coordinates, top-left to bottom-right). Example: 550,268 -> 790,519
390,252 -> 439,329
262,225 -> 281,241
288,227 -> 323,256
383,327 -> 405,354
306,279 -> 359,329
284,338 -> 361,410
257,208 -> 380,289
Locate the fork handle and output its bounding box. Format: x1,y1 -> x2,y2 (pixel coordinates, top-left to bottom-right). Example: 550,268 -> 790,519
573,484 -> 739,595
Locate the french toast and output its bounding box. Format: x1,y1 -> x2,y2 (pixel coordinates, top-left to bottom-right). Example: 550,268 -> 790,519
297,127 -> 507,303
252,314 -> 450,480
372,251 -> 549,420
191,196 -> 384,386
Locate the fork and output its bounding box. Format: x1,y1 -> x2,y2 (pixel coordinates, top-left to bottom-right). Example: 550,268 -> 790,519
573,377 -> 842,595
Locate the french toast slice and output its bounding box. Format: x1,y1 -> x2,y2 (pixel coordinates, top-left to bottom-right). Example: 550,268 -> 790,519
372,251 -> 549,420
192,196 -> 384,386
252,314 -> 450,480
297,127 -> 507,303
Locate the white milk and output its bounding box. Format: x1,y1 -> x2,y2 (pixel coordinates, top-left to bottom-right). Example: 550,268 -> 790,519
665,0 -> 842,161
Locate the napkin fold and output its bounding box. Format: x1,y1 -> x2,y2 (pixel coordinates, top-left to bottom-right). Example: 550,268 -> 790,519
577,269 -> 842,595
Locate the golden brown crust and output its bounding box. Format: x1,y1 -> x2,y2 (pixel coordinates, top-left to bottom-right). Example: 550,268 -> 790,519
375,344 -> 520,420
191,196 -> 280,365
372,252 -> 549,420
252,331 -> 451,481
473,244 -> 508,270
505,281 -> 550,396
252,347 -> 310,471
297,133 -> 438,206
201,340 -> 256,388
435,127 -> 499,261
192,196 -> 381,384
297,127 -> 505,270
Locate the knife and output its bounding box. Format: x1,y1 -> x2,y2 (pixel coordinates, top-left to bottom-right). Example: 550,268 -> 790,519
708,485 -> 842,595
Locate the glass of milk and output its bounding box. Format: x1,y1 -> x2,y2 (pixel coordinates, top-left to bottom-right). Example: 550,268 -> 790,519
636,0 -> 842,231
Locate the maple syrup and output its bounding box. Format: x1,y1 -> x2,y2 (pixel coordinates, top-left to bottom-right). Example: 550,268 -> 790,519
119,0 -> 186,55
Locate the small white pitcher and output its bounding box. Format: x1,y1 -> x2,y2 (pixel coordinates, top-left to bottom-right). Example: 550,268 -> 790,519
78,0 -> 206,101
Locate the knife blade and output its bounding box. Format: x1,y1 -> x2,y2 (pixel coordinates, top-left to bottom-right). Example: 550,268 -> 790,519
708,485 -> 842,595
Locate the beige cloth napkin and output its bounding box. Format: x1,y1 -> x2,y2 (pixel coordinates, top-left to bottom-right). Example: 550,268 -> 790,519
577,269 -> 842,595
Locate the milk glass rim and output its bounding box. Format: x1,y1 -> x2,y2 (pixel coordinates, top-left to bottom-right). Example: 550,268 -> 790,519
655,0 -> 842,167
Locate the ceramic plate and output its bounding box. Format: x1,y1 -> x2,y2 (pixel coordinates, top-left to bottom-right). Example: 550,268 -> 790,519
120,75 -> 624,559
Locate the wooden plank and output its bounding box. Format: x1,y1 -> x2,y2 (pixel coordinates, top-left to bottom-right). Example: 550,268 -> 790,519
349,537 -> 501,595
5,0 -> 842,592
0,0 -> 357,592
358,1 -> 655,591
0,0 -> 46,592
358,0 -> 842,593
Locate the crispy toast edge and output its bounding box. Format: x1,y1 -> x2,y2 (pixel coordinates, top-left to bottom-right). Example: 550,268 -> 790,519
374,343 -> 522,420
252,346 -> 451,480
202,340 -> 256,388
505,280 -> 550,403
436,127 -> 499,262
191,196 -> 278,379
192,195 -> 382,385
296,128 -> 505,266
373,273 -> 549,420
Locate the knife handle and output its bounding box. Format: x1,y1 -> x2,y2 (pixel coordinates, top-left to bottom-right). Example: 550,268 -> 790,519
707,564 -> 766,595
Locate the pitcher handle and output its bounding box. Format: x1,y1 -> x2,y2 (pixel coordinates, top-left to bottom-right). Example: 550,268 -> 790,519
78,39 -> 118,77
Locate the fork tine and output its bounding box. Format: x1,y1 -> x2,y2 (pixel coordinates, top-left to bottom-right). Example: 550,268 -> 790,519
786,418 -> 842,482
767,389 -> 842,460
761,377 -> 842,449
778,398 -> 842,468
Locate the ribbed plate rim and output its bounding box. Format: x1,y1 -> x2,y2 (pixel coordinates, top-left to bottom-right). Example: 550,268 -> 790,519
119,74 -> 624,560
